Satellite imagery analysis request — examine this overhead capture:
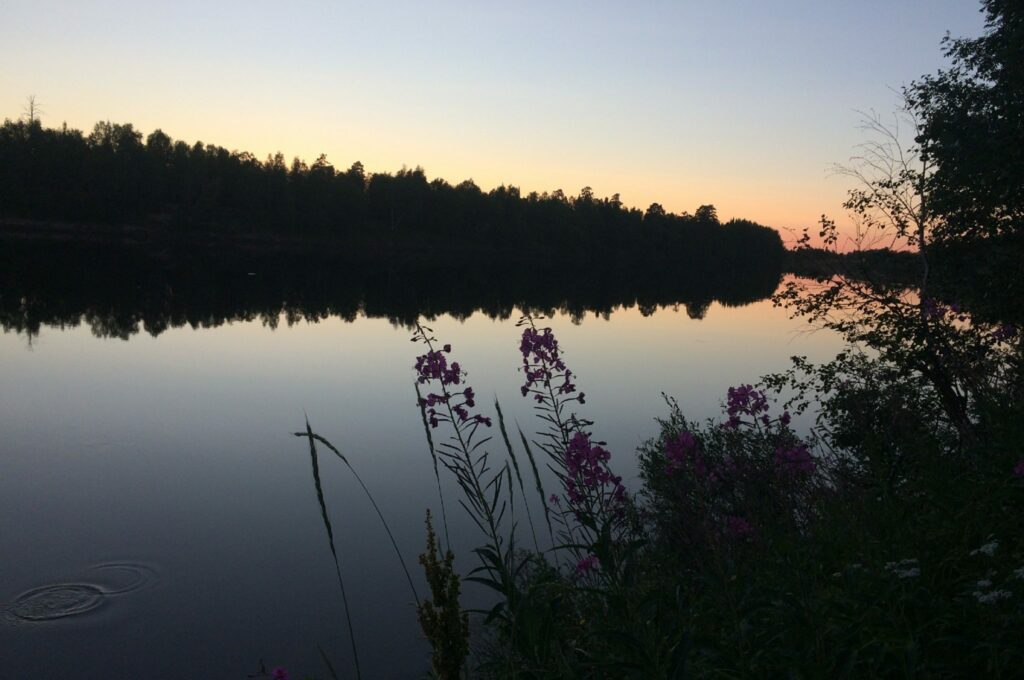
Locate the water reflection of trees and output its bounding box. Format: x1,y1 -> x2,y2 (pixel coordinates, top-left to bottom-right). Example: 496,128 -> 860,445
1,240 -> 783,339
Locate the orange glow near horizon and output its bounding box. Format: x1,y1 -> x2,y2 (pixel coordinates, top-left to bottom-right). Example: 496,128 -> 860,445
10,104 -> 848,234
1,2 -> 983,245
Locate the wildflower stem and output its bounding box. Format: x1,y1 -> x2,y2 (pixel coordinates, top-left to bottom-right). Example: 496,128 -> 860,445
415,381 -> 452,552
415,322 -> 509,585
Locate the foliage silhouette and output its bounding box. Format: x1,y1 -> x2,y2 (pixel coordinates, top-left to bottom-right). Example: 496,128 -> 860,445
903,0 -> 1024,323
0,116 -> 785,278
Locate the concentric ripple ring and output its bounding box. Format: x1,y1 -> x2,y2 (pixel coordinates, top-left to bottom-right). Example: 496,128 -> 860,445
10,584 -> 106,621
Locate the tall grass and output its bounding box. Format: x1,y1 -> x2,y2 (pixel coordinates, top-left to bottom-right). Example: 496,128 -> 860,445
294,417 -> 423,680
298,418 -> 360,680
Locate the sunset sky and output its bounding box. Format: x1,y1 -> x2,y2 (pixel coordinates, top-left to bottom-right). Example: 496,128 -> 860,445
1,1 -> 985,242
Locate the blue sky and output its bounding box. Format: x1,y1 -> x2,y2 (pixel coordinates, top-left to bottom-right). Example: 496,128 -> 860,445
0,1 -> 986,236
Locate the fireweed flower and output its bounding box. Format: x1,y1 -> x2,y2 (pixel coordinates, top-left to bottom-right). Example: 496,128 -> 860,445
564,432 -> 626,508
921,298 -> 971,323
516,315 -> 627,571
774,442 -> 815,475
664,430 -> 706,477
414,343 -> 491,429
519,324 -> 582,404
575,554 -> 600,574
993,324 -> 1018,342
921,297 -> 945,321
517,318 -> 617,500
724,384 -> 769,429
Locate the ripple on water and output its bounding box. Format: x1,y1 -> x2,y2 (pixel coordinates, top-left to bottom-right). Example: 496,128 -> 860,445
90,561 -> 158,594
10,584 -> 106,621
5,561 -> 158,624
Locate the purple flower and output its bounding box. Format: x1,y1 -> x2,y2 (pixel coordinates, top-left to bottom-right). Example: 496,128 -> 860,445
1013,460 -> 1024,478
564,431 -> 626,508
726,384 -> 769,420
993,324 -> 1018,342
414,349 -> 463,386
519,325 -> 574,400
921,298 -> 945,320
664,430 -> 706,477
271,668 -> 289,680
780,411 -> 791,426
565,478 -> 580,503
774,443 -> 815,475
575,554 -> 599,574
414,342 -> 490,430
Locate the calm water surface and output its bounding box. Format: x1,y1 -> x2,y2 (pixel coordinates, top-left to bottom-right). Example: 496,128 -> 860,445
1,293 -> 842,679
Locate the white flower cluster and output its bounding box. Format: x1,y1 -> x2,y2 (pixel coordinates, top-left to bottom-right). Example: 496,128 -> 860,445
972,575 -> 1013,604
884,558 -> 920,579
970,538 -> 999,557
973,589 -> 1012,604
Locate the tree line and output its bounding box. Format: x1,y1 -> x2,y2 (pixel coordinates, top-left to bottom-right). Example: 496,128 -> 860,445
0,116 -> 784,271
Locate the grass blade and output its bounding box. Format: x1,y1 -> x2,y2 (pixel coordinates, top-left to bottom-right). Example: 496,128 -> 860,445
495,399 -> 540,553
301,417 -> 361,680
517,423 -> 554,547
299,428 -> 421,608
316,643 -> 340,680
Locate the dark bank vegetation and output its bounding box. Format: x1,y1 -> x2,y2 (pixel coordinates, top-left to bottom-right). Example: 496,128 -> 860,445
287,3 -> 1023,678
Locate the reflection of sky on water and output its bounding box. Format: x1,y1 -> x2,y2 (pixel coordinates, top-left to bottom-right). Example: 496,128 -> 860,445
0,298 -> 842,679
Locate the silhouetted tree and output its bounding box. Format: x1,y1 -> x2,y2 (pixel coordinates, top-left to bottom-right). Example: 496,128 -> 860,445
905,0 -> 1024,243
0,116 -> 787,275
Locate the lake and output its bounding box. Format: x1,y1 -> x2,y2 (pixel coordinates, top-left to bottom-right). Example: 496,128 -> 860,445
0,245 -> 843,679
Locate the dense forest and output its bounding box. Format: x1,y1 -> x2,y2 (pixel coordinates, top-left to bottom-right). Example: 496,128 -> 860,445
0,117 -> 784,273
